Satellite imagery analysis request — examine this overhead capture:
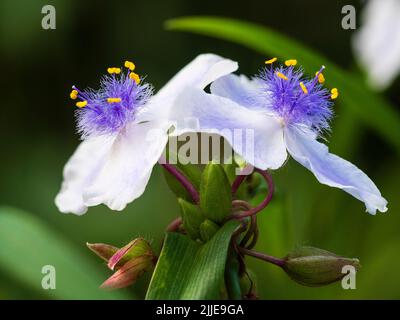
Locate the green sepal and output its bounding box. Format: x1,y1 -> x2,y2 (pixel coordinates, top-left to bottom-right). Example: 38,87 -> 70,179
162,148 -> 202,202
200,162 -> 232,223
199,219 -> 220,242
178,198 -> 205,240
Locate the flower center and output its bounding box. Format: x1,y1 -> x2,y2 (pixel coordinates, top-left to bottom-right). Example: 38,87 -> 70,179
259,58 -> 338,133
69,60 -> 152,139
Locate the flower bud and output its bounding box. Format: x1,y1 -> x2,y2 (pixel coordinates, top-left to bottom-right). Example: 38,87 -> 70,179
101,254 -> 154,290
88,238 -> 155,289
283,246 -> 360,287
86,243 -> 119,262
178,198 -> 205,240
199,219 -> 220,242
162,155 -> 202,202
108,238 -> 153,270
200,162 -> 232,223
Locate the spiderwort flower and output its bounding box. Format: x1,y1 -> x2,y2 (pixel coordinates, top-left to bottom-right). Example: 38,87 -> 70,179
55,54 -> 238,214
352,0 -> 400,90
173,58 -> 387,214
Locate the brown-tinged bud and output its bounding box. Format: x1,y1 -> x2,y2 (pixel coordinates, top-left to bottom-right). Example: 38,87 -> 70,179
107,238 -> 153,271
87,238 -> 156,289
86,243 -> 119,262
101,254 -> 154,290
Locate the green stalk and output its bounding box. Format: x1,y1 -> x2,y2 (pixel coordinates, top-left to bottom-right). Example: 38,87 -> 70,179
224,251 -> 242,300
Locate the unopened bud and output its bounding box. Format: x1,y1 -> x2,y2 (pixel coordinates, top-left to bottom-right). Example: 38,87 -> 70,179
200,162 -> 232,223
199,219 -> 220,242
86,243 -> 119,262
88,238 -> 155,289
101,254 -> 154,290
178,198 -> 205,240
283,246 -> 360,287
108,238 -> 153,270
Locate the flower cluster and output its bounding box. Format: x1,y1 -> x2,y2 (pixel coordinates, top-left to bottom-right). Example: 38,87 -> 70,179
56,54 -> 387,216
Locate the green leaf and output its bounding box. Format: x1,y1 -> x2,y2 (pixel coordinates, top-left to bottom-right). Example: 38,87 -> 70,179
165,16 -> 400,154
178,198 -> 205,239
146,220 -> 240,299
0,206 -> 131,299
200,162 -> 232,223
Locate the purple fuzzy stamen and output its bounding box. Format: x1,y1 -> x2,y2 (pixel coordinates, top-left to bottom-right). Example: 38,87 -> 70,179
73,70 -> 153,139
256,65 -> 333,133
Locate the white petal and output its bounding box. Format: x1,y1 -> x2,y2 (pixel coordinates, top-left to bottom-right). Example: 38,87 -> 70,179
159,53 -> 238,93
173,87 -> 287,170
353,0 -> 400,89
137,54 -> 238,122
284,126 -> 388,214
210,74 -> 264,109
83,120 -> 169,211
55,135 -> 116,215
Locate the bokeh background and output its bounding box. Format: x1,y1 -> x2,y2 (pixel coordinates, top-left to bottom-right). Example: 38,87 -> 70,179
0,0 -> 399,299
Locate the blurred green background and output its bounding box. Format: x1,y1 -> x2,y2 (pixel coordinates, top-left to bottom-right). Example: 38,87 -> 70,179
0,0 -> 399,299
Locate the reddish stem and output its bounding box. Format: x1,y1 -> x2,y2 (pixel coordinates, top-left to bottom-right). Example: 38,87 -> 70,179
160,162 -> 200,204
231,174 -> 247,194
231,169 -> 274,220
239,247 -> 285,268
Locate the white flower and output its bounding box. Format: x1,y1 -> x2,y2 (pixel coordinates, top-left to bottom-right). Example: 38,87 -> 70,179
173,61 -> 388,215
352,0 -> 400,90
55,54 -> 238,215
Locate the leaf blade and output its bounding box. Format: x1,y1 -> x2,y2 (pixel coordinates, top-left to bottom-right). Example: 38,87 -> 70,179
0,206 -> 131,299
146,220 -> 240,299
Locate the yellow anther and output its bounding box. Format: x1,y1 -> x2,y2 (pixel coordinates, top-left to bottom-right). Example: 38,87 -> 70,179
70,89 -> 78,100
285,59 -> 297,67
316,71 -> 325,84
331,88 -> 339,99
124,60 -> 136,71
76,100 -> 87,108
265,57 -> 277,64
300,82 -> 308,94
276,72 -> 288,81
107,67 -> 121,74
107,97 -> 122,103
129,72 -> 140,84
